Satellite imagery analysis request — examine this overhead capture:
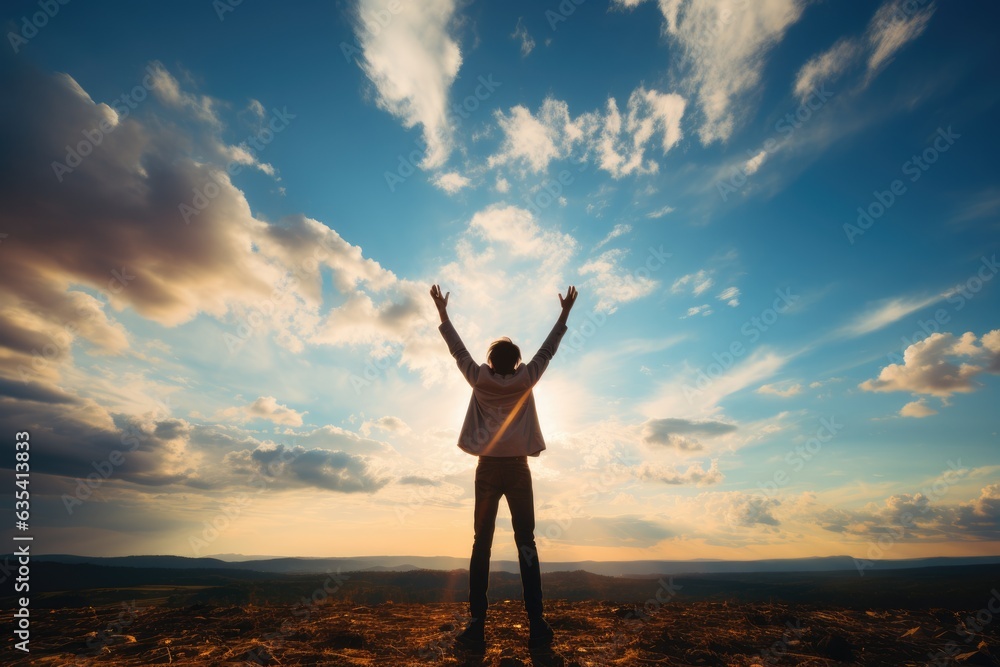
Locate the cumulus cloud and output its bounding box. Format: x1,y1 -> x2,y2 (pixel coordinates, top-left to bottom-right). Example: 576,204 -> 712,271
148,61 -> 221,127
899,398 -> 937,418
703,491 -> 782,527
637,459 -> 723,486
596,87 -> 686,178
578,248 -> 659,314
641,417 -> 737,451
223,443 -> 388,493
431,171 -> 471,194
216,396 -> 305,426
360,415 -> 410,436
0,55 -> 438,510
354,0 -> 462,169
860,330 -> 1000,398
488,87 -> 685,177
815,478 -> 1000,544
952,484 -> 1000,540
468,204 -> 576,263
617,0 -> 807,143
488,98 -> 589,174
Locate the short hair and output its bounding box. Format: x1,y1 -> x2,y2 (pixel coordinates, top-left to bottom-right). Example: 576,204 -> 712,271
487,337 -> 521,375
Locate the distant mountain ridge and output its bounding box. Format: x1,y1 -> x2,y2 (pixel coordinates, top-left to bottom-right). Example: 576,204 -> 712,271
17,553 -> 1000,576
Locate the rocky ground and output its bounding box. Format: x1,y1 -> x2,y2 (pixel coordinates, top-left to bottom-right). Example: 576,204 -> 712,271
9,597 -> 999,666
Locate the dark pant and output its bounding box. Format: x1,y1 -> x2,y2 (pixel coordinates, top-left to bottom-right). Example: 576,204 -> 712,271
469,455 -> 543,624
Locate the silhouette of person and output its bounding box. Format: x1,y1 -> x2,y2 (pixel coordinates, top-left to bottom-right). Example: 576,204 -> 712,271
430,283 -> 578,652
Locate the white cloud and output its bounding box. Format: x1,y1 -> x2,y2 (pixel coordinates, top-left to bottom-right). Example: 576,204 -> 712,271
618,0 -> 807,143
596,87 -> 686,178
866,0 -> 936,77
717,286 -> 740,307
637,459 -> 723,486
511,17 -> 535,56
489,98 -> 585,174
838,291 -> 952,338
593,223 -> 632,250
646,205 -> 675,219
431,171 -> 471,194
489,87 -> 685,178
355,0 -> 462,169
756,382 -> 802,398
579,248 -> 659,314
900,398 -> 937,418
672,269 -> 714,296
683,304 -> 713,318
743,149 -> 767,175
360,415 -> 411,436
217,396 -> 305,426
708,491 -> 782,527
223,443 -> 388,493
468,205 -> 575,262
792,0 -> 936,99
793,38 -> 861,101
861,330 -> 1000,398
147,61 -> 220,127
495,176 -> 510,193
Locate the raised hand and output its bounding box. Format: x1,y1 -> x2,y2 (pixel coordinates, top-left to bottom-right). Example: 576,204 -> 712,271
557,285 -> 577,326
430,284 -> 450,322
559,285 -> 578,313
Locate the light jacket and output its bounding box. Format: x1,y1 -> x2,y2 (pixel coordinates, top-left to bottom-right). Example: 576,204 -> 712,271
439,319 -> 568,457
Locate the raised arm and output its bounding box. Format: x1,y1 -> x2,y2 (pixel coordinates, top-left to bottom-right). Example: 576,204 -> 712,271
431,284 -> 480,385
524,285 -> 578,385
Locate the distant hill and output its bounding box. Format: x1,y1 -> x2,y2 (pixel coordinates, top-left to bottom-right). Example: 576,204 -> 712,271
15,553 -> 1000,576
3,562 -> 999,612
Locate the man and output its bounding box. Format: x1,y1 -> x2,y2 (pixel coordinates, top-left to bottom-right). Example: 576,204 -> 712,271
430,283 -> 578,652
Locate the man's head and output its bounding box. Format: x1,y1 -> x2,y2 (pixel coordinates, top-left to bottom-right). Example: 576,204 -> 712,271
487,337 -> 521,375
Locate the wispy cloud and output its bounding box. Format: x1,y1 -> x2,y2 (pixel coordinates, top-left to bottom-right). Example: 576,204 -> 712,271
792,0 -> 936,99
756,383 -> 802,398
717,286 -> 740,307
837,291 -> 953,338
593,223 -> 632,250
646,205 -> 675,219
511,17 -> 535,57
616,0 -> 807,143
672,270 -> 714,296
355,0 -> 463,168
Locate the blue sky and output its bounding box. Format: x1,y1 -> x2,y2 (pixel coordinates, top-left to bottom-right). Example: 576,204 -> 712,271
1,0 -> 998,561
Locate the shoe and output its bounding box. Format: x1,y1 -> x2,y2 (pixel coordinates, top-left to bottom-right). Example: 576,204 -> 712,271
455,620 -> 486,652
528,616 -> 554,649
